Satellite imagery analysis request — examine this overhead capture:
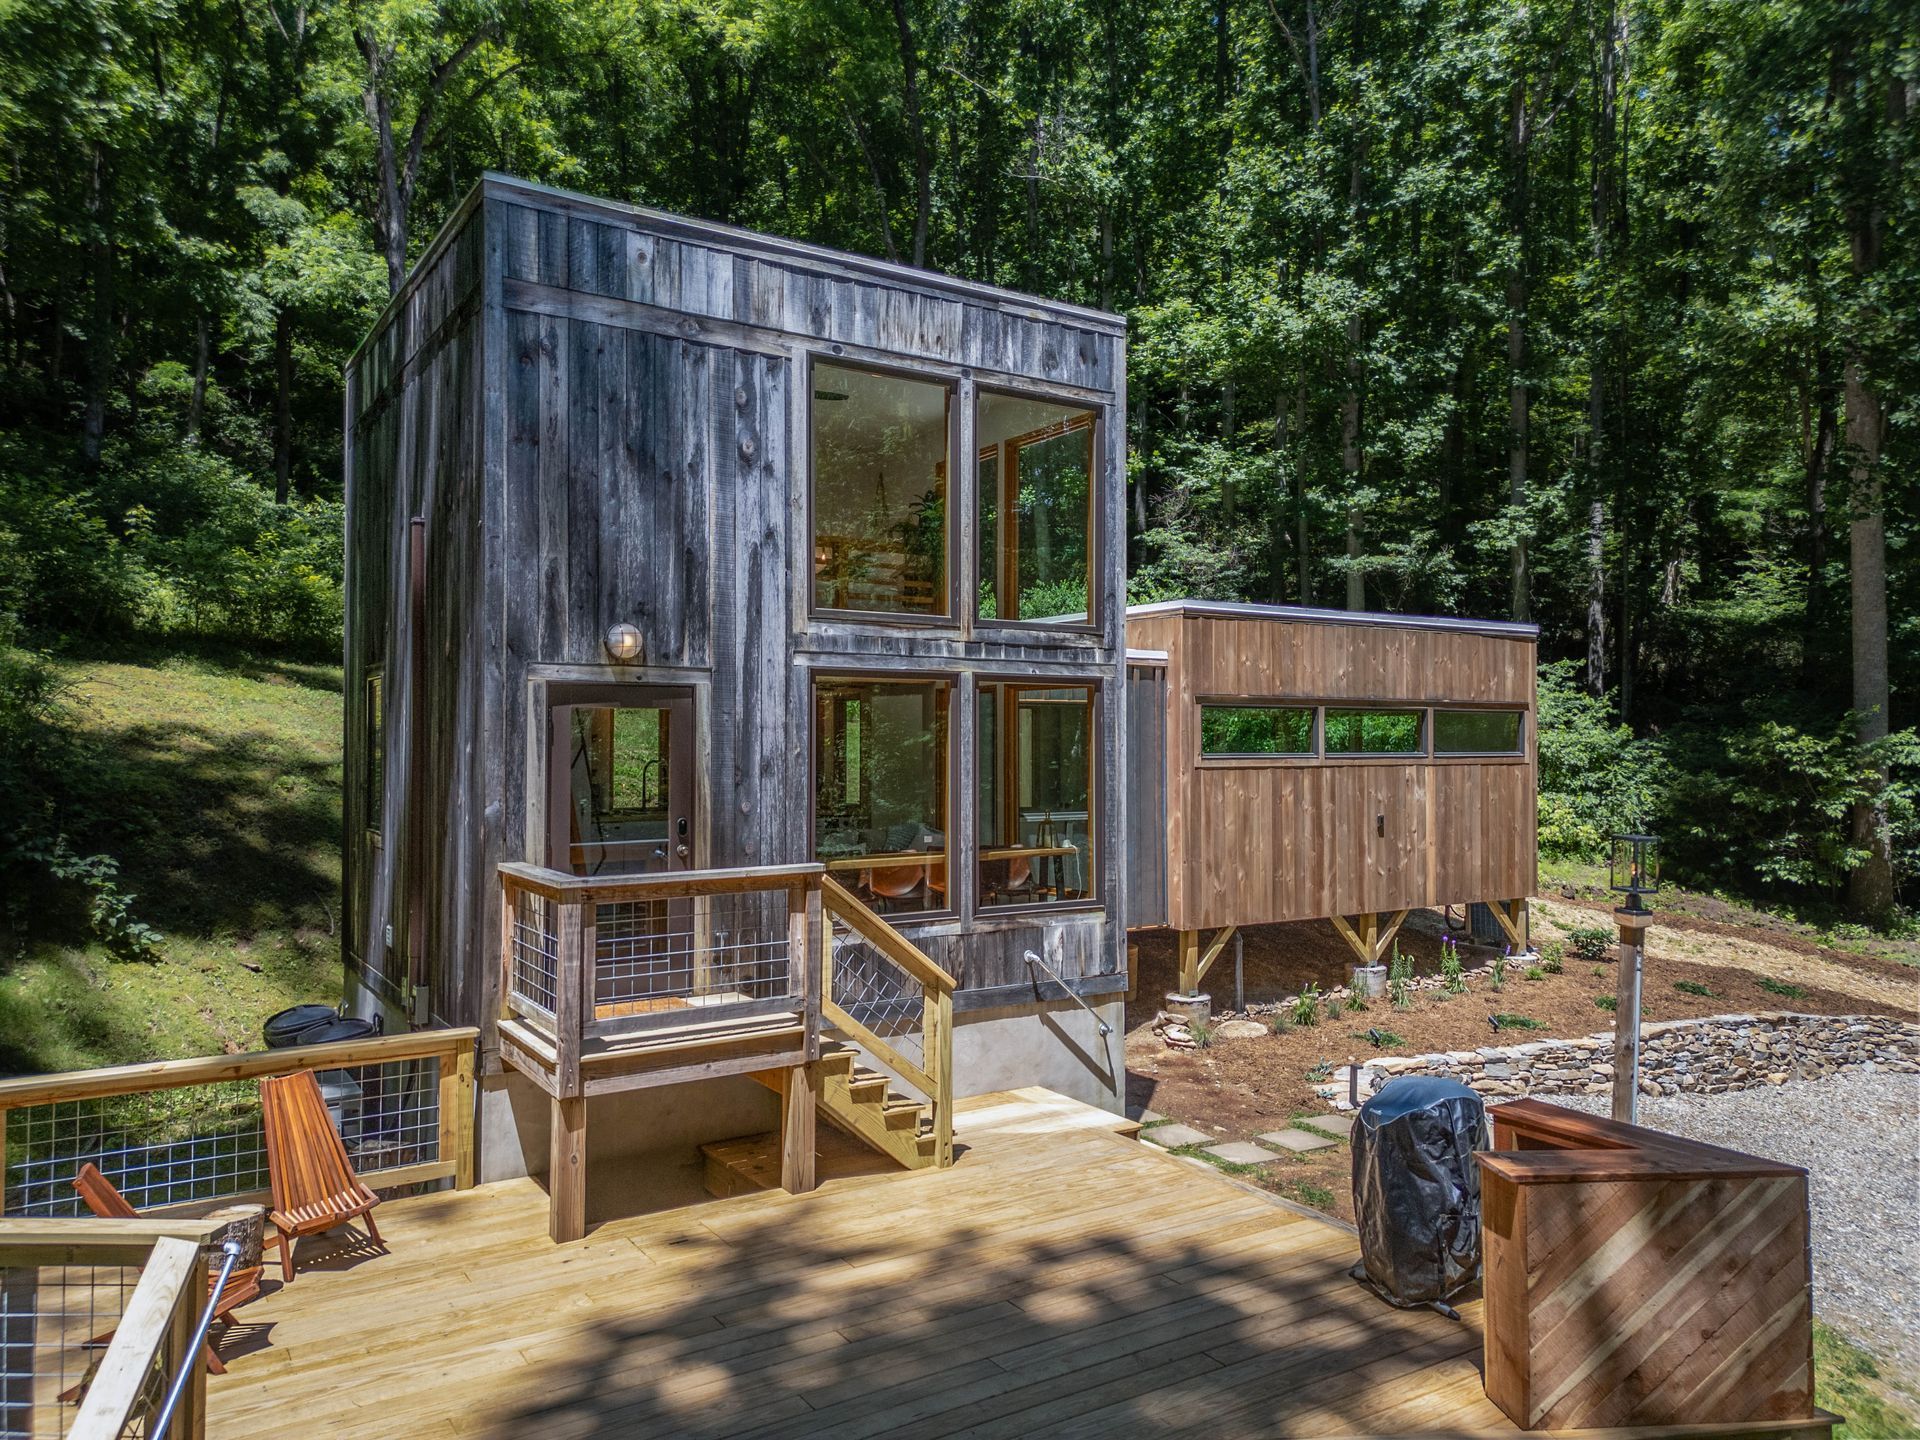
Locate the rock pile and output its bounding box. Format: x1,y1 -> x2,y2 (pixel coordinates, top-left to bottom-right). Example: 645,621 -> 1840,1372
1313,1012 -> 1920,1111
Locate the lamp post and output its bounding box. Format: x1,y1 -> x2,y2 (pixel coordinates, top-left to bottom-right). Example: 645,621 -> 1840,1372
1608,833 -> 1659,1123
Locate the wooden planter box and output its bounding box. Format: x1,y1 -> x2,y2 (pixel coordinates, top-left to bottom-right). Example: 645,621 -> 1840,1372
1477,1099 -> 1822,1434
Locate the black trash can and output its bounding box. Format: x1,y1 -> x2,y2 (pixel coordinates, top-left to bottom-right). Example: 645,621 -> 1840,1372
1349,1074 -> 1488,1314
261,1008 -> 381,1145
262,1004 -> 341,1049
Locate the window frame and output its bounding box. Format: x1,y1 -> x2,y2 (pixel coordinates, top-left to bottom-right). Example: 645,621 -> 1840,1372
806,354 -> 959,626
808,669 -> 959,922
1193,698 -> 1533,767
1322,706 -> 1429,758
973,678 -> 1102,916
1431,706 -> 1527,757
971,381 -> 1104,636
1196,701 -> 1319,759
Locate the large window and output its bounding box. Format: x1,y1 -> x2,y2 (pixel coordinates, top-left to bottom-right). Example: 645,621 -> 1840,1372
811,362 -> 950,616
1434,708 -> 1524,755
977,392 -> 1096,623
977,683 -> 1095,908
1324,708 -> 1427,756
1199,704 -> 1315,757
813,677 -> 950,915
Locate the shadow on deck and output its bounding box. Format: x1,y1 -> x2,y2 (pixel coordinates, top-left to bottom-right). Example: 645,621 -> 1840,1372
200,1089 -> 1816,1440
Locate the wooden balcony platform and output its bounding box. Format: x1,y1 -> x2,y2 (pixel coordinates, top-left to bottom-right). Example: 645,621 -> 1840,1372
202,1089 -> 1834,1440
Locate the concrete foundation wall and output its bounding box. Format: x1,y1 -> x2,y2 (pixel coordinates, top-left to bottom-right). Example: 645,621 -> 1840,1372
951,997 -> 1125,1113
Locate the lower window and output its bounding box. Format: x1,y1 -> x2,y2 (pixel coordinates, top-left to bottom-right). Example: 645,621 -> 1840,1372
977,682 -> 1095,908
1324,707 -> 1426,756
813,677 -> 950,915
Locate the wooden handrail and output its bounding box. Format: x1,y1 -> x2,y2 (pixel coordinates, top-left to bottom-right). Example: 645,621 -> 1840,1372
498,860 -> 824,902
71,1234 -> 205,1440
0,1217 -> 226,1269
820,876 -> 957,993
0,1026 -> 480,1110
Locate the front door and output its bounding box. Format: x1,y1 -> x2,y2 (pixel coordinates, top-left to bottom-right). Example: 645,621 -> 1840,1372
546,687 -> 697,1017
547,687 -> 696,879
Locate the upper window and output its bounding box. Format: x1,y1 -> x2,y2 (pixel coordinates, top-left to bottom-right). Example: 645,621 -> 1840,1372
977,392 -> 1096,623
811,363 -> 950,616
1200,704 -> 1315,757
1434,709 -> 1524,755
1324,708 -> 1426,756
813,676 -> 950,915
977,683 -> 1095,908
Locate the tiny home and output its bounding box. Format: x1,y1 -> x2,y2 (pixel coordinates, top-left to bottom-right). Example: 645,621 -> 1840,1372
1124,600 -> 1539,1003
343,175 -> 1130,1226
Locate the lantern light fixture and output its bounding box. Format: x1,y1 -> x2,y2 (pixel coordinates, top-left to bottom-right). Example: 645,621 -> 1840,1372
603,622 -> 643,665
1609,833 -> 1660,916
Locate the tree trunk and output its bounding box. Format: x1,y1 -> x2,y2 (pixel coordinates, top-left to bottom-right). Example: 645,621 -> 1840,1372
187,312 -> 211,443
1507,80 -> 1531,621
888,0 -> 932,268
83,142 -> 113,467
1841,60 -> 1899,919
1584,0 -> 1621,696
274,307 -> 293,504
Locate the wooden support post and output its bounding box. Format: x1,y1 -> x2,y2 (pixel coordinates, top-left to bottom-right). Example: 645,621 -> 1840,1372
548,1094 -> 586,1243
554,900 -> 584,1099
779,1064 -> 817,1195
1486,898 -> 1531,953
169,1243 -> 209,1438
1193,926 -> 1236,988
931,986 -> 953,1168
1176,930 -> 1200,996
1372,909 -> 1410,964
1611,910 -> 1651,1123
1328,914 -> 1371,967
439,1042 -> 477,1190
1126,942 -> 1139,1002
499,880 -> 515,1024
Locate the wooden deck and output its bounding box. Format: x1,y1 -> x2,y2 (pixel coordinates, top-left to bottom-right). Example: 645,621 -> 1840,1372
201,1090 -> 1832,1440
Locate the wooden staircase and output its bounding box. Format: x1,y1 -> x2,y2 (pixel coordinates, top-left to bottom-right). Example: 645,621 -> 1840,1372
700,1041 -> 943,1196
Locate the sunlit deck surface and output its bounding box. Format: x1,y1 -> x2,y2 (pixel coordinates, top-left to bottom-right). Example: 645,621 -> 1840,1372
202,1089 -> 1740,1440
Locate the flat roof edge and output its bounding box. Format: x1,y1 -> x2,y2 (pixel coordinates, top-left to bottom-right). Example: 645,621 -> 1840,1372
1124,598 -> 1540,640
481,174 -> 1129,335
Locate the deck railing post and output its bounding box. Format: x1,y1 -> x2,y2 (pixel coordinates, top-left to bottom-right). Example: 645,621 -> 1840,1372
554,898 -> 584,1099
440,1041 -> 478,1190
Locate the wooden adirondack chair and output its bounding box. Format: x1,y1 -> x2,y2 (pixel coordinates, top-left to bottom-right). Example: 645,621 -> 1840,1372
70,1163 -> 263,1376
260,1070 -> 384,1282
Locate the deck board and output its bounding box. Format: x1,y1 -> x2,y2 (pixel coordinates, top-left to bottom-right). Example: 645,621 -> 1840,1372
201,1089 -> 1788,1439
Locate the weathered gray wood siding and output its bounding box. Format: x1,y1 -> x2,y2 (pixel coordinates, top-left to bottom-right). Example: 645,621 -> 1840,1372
1124,661 -> 1169,930
343,205 -> 487,1021
345,174 -> 1129,1046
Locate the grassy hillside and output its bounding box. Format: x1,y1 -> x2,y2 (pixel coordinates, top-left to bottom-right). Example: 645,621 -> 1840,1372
0,646 -> 346,1073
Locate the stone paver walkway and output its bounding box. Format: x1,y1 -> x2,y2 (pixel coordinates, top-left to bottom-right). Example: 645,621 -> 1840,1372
1259,1128 -> 1339,1153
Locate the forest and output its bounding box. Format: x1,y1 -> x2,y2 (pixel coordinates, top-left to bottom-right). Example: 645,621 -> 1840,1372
0,0 -> 1914,942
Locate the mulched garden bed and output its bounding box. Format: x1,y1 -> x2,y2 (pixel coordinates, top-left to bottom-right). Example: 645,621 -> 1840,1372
1123,910 -> 1918,1225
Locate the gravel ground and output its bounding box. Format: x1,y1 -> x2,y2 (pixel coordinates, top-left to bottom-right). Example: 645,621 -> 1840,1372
1541,1068 -> 1920,1384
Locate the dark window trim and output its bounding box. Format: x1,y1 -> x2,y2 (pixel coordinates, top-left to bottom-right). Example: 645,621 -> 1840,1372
971,380 -> 1105,638
1196,700 -> 1318,759
806,353 -> 960,626
973,675 -> 1102,916
809,669 -> 960,924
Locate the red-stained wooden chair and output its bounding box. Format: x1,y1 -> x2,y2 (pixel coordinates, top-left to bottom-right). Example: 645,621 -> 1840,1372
70,1163 -> 262,1375
259,1070 -> 384,1282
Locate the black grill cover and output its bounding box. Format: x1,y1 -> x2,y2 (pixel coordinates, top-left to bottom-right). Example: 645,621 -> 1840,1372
1349,1075 -> 1488,1310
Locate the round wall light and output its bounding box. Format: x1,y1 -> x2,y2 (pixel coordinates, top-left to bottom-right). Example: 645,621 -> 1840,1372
603,622 -> 643,664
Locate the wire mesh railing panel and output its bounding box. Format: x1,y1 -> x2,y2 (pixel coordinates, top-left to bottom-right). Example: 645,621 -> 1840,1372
827,922 -> 926,1074
593,892 -> 795,1012
0,1263 -> 153,1439
509,890 -> 560,1017
3,1057 -> 441,1219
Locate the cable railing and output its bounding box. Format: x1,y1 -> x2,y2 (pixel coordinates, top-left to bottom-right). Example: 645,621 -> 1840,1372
0,1030 -> 479,1220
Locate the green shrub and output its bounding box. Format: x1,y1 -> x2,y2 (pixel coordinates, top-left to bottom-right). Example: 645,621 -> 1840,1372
1595,995 -> 1618,1012
1757,977 -> 1804,999
1491,1014 -> 1546,1030
1440,941 -> 1466,995
1354,1028 -> 1404,1047
1387,945 -> 1413,1010
1523,965 -> 1546,981
1491,954 -> 1507,990
1538,939 -> 1566,973
1536,661 -> 1666,859
1344,990 -> 1366,1013
1568,926 -> 1614,964
1673,979 -> 1713,998
1189,1018 -> 1214,1049
1290,984 -> 1322,1027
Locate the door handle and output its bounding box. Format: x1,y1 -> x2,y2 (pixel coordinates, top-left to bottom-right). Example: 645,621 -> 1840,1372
675,843 -> 690,860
